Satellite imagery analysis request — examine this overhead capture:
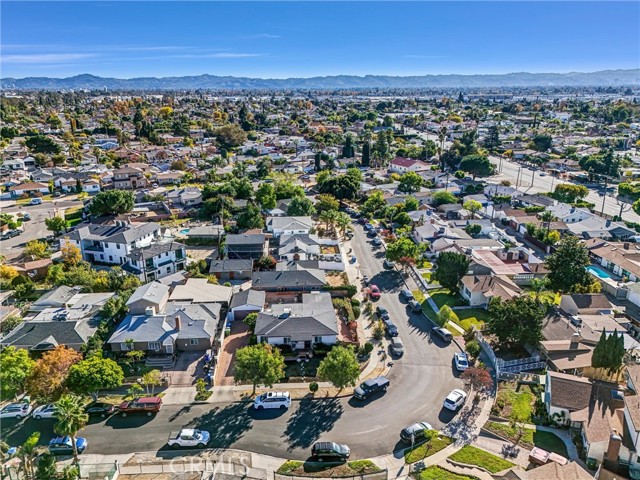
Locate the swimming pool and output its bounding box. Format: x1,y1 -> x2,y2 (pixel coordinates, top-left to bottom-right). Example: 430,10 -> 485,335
179,228 -> 190,235
586,265 -> 612,279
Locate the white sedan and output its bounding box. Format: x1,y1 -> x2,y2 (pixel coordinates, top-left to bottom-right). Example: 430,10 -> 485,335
0,403 -> 32,420
443,389 -> 467,411
32,404 -> 57,420
454,352 -> 469,371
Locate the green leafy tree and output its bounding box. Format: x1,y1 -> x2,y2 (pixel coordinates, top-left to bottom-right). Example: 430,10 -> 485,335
287,196 -> 316,216
214,124 -> 248,148
36,452 -> 57,480
141,369 -> 163,395
317,174 -> 360,200
591,329 -> 626,379
487,296 -> 546,345
236,202 -> 264,230
66,354 -> 124,400
362,140 -> 371,167
362,190 -> 387,217
463,200 -> 482,217
484,125 -> 500,150
243,312 -> 258,331
553,184 -> 589,203
256,183 -> 277,210
89,190 -> 134,217
317,345 -> 360,392
25,135 -> 61,154
315,194 -> 340,215
54,394 -> 88,464
24,240 -> 50,260
532,133 -> 553,152
274,180 -> 305,200
398,171 -> 423,193
465,224 -> 482,236
17,432 -> 41,479
386,237 -> 424,263
233,344 -> 285,395
545,235 -> 592,292
45,216 -> 67,235
459,154 -> 494,179
342,134 -> 355,158
432,190 -> 457,206
433,252 -> 470,292
0,346 -> 35,400
437,305 -> 459,327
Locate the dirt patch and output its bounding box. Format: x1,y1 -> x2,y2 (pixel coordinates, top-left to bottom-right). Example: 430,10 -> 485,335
186,246 -> 218,261
118,474 -> 200,480
326,272 -> 348,287
277,460 -> 382,477
215,321 -> 251,386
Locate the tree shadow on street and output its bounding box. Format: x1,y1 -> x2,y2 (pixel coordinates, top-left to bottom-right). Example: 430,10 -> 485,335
186,402 -> 253,448
282,398 -> 344,451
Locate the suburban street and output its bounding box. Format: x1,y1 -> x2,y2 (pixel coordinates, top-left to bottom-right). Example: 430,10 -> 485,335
0,222 -> 463,460
487,156 -> 640,223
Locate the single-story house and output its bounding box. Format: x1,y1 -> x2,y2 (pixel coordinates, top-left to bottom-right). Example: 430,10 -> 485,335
229,289 -> 266,321
251,269 -> 326,292
266,216 -> 313,238
169,278 -> 233,305
209,259 -> 253,281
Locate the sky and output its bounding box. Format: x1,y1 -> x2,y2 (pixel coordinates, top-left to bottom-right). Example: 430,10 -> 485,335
1,1 -> 639,79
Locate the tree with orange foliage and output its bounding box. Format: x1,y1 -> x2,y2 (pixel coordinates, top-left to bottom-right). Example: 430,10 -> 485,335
25,346 -> 82,402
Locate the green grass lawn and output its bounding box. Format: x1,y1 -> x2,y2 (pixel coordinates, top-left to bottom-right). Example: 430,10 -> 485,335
493,384 -> 534,421
404,435 -> 454,464
413,466 -> 479,480
484,422 -> 568,457
283,356 -> 322,380
413,292 -> 462,337
429,289 -> 464,309
449,445 -> 514,474
452,308 -> 488,331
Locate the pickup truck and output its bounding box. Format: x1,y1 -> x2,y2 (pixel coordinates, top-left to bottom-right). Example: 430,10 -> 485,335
353,376 -> 390,400
167,429 -> 211,449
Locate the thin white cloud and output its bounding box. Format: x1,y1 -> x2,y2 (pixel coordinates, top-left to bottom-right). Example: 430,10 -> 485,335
1,53 -> 96,63
172,53 -> 265,59
241,33 -> 281,39
403,54 -> 448,59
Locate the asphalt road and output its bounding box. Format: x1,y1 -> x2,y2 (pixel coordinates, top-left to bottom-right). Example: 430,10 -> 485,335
487,156 -> 640,223
0,222 -> 463,460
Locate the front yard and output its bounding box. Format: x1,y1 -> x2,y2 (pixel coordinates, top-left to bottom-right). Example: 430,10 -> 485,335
404,435 -> 454,463
413,466 -> 479,480
277,460 -> 382,477
449,445 -> 514,474
411,289 -> 487,334
283,356 -> 322,382
491,382 -> 543,422
484,422 -> 568,458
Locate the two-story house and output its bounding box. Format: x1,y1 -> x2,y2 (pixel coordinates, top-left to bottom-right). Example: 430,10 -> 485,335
266,216 -> 313,238
123,241 -> 187,282
62,220 -> 162,265
113,165 -> 149,190
225,234 -> 267,260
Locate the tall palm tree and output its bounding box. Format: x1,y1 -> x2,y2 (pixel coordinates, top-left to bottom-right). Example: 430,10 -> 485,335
335,212 -> 352,239
319,210 -> 337,235
54,394 -> 88,465
17,432 -> 40,479
539,210 -> 556,238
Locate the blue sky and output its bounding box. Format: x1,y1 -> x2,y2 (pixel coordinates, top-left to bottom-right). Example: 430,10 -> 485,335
2,1 -> 639,78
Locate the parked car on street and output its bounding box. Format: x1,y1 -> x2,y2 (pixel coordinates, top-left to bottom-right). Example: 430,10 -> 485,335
168,429 -> 210,448
118,397 -> 163,417
454,352 -> 469,371
372,237 -> 382,246
383,259 -> 396,269
369,285 -> 381,300
432,327 -> 453,342
253,391 -> 291,410
376,306 -> 389,320
390,337 -> 405,357
29,198 -> 43,205
0,403 -> 32,420
22,213 -> 31,221
84,402 -> 115,418
409,299 -> 422,312
311,442 -> 350,461
383,319 -> 398,337
353,376 -> 390,400
1,229 -> 21,239
443,389 -> 467,411
400,290 -> 414,302
32,404 -> 56,420
400,422 -> 434,443
48,436 -> 87,455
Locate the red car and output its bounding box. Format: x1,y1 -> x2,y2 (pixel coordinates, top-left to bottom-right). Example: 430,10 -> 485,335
369,285 -> 381,300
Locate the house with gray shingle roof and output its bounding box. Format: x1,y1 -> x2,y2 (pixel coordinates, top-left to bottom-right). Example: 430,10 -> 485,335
266,216 -> 313,238
229,289 -> 266,321
255,292 -> 338,349
252,269 -> 326,292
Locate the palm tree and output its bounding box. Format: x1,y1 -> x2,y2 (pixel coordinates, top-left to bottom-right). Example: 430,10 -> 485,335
54,394 -> 89,465
319,210 -> 337,235
540,210 -> 556,238
335,212 -> 352,239
17,432 -> 41,479
530,278 -> 549,305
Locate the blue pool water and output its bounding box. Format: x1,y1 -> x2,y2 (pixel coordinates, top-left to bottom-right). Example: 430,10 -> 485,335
179,228 -> 190,235
586,265 -> 611,279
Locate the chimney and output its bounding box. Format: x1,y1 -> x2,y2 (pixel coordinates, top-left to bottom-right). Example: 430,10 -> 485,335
175,316 -> 181,331
570,332 -> 581,349
624,243 -> 630,250
605,429 -> 622,463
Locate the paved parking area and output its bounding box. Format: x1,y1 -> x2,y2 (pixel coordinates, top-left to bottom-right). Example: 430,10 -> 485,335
214,321 -> 251,386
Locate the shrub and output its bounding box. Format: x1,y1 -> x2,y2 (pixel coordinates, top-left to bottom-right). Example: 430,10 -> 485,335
372,321 -> 385,340
195,378 -> 211,401
465,339 -> 481,359
350,298 -> 361,307
364,342 -> 374,354
309,382 -> 319,393
353,306 -> 361,319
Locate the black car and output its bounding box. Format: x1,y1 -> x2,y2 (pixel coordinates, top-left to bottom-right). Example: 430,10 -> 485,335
85,402 -> 115,418
311,442 -> 350,461
383,319 -> 398,337
409,299 -> 422,312
353,376 -> 390,400
376,306 -> 389,320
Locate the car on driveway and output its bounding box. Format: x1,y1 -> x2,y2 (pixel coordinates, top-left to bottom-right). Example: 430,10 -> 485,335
390,337 -> 405,357
49,436 -> 87,455
432,326 -> 453,342
443,389 -> 467,411
369,285 -> 381,300
383,319 -> 398,337
409,299 -> 422,312
400,290 -> 414,302
383,259 -> 396,269
454,352 -> 469,371
400,422 -> 434,443
311,442 -> 350,461
376,306 -> 389,320
85,402 -> 115,418
32,404 -> 56,420
353,376 -> 390,400
0,403 -> 32,420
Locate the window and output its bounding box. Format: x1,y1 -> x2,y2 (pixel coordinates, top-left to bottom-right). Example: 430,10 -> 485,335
116,244 -> 120,249
190,339 -> 199,345
148,342 -> 161,351
313,336 -> 322,344
120,342 -> 133,351
283,337 -> 291,344
109,256 -> 113,262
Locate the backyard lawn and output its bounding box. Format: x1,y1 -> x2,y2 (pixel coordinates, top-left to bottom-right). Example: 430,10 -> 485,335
484,422 -> 568,457
404,435 -> 454,463
449,445 -> 514,474
413,466 -> 479,480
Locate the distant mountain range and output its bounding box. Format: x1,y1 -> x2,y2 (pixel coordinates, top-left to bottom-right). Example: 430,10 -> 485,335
2,70 -> 639,90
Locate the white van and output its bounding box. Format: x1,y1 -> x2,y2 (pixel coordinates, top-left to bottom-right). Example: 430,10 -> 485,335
253,391 -> 291,410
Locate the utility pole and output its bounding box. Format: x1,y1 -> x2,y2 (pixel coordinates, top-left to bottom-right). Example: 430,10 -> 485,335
516,167 -> 522,189
601,175 -> 608,218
